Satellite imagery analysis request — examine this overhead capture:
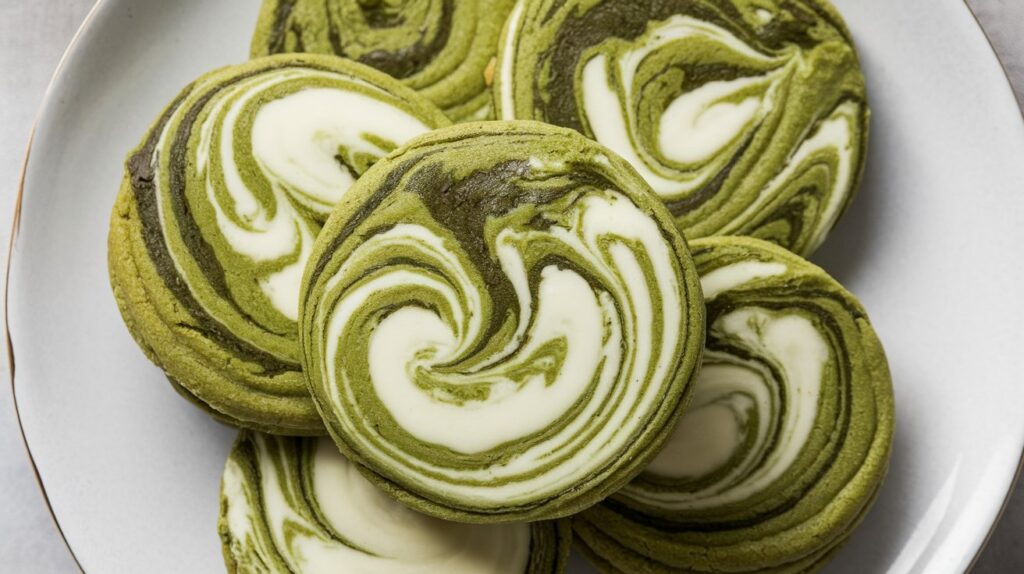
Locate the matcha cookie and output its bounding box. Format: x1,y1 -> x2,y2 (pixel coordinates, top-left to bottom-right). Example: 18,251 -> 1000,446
496,0 -> 869,255
108,54 -> 449,435
574,236 -> 895,573
299,121 -> 705,522
220,431 -> 573,573
251,0 -> 516,122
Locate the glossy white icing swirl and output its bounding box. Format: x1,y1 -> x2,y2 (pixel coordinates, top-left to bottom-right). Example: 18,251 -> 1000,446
318,191 -> 684,503
574,16 -> 786,201
162,70 -> 435,320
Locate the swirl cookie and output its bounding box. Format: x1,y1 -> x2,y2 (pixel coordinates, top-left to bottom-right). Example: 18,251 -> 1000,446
108,54 -> 449,435
299,121 -> 706,522
574,236 -> 895,573
220,431 -> 572,573
251,0 -> 516,122
496,0 -> 869,255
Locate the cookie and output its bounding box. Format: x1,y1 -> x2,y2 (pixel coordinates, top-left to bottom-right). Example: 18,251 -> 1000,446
496,0 -> 869,255
575,236 -> 894,573
299,121 -> 705,521
108,54 -> 449,434
219,431 -> 573,572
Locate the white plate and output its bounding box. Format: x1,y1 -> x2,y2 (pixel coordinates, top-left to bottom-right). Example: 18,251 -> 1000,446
8,0 -> 1024,572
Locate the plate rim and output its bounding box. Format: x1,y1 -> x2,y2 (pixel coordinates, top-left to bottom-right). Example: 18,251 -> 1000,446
4,1 -> 1022,572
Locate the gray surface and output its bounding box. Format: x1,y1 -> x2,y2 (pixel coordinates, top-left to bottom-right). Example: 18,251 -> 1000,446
962,4 -> 1024,572
971,0 -> 1024,112
0,1 -> 1019,572
1,3 -> 94,572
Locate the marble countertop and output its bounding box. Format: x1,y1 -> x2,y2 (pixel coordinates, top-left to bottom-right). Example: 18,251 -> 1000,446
1,1 -> 1021,571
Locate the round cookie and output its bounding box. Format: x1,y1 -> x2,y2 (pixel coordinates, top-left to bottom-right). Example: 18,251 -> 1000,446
108,54 -> 449,435
574,236 -> 895,573
496,0 -> 869,255
251,0 -> 517,122
219,431 -> 573,573
299,121 -> 706,522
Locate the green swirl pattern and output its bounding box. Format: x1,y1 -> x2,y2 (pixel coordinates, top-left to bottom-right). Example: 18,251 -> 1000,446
220,431 -> 572,573
574,236 -> 894,573
108,54 -> 449,435
299,121 -> 705,522
496,0 -> 869,255
251,0 -> 516,122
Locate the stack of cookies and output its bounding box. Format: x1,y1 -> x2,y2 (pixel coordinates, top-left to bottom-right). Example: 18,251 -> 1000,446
108,1 -> 894,572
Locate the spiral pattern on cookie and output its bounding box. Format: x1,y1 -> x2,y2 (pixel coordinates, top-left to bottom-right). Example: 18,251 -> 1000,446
252,0 -> 516,122
299,121 -> 705,522
219,431 -> 572,573
108,55 -> 449,434
496,0 -> 869,255
574,236 -> 894,573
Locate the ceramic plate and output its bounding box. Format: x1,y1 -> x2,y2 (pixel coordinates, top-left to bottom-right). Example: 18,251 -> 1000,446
8,0 -> 1024,572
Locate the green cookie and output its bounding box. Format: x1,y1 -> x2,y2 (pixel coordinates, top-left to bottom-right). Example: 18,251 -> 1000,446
251,0 -> 517,122
496,0 -> 869,256
219,431 -> 573,573
574,236 -> 895,573
299,121 -> 705,522
108,54 -> 449,435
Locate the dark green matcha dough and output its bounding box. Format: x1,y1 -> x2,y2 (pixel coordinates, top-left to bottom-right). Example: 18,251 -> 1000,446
252,0 -> 516,122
